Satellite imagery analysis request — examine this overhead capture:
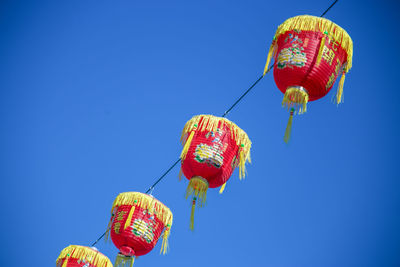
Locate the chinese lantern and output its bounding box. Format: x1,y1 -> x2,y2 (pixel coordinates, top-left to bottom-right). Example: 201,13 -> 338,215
106,192 -> 173,267
263,15 -> 353,142
56,245 -> 112,267
180,114 -> 251,229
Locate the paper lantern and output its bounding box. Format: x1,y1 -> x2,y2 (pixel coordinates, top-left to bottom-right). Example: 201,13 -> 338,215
106,192 -> 173,267
56,245 -> 112,267
180,114 -> 251,229
263,15 -> 353,142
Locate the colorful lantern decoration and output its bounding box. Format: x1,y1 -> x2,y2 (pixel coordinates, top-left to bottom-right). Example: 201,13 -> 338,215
263,15 -> 353,142
106,192 -> 173,267
56,245 -> 112,267
180,114 -> 251,229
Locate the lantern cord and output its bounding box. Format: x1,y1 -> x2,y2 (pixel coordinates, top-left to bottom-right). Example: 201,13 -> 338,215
320,0 -> 338,17
89,0 -> 339,247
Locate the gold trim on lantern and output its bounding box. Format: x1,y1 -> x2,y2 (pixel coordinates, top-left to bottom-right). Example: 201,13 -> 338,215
180,114 -> 252,177
282,86 -> 309,114
107,192 -> 173,254
56,245 -> 113,267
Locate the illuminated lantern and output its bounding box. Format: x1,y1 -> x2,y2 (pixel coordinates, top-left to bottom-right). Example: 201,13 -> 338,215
180,114 -> 251,229
56,245 -> 112,267
263,15 -> 353,142
106,192 -> 173,267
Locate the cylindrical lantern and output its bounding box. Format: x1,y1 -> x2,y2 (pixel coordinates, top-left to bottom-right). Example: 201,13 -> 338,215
56,245 -> 112,267
106,192 -> 173,267
263,15 -> 353,142
180,114 -> 251,229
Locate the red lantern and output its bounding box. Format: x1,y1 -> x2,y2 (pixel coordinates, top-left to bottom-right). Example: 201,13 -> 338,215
263,15 -> 353,142
180,114 -> 251,229
56,245 -> 112,267
106,192 -> 173,267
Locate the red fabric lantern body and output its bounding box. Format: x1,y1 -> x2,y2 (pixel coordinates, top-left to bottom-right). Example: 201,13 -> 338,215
263,15 -> 353,142
273,30 -> 348,102
181,121 -> 239,188
56,245 -> 112,267
107,192 -> 173,267
180,115 -> 251,229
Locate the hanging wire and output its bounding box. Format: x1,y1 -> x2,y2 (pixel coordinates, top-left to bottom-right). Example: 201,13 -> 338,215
90,0 -> 339,247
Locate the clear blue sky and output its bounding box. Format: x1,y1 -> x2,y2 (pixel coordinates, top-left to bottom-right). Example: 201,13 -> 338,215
1,1 -> 399,266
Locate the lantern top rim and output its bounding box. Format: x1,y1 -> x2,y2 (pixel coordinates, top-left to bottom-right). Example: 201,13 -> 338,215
56,245 -> 113,267
111,192 -> 173,228
274,15 -> 353,71
181,114 -> 251,163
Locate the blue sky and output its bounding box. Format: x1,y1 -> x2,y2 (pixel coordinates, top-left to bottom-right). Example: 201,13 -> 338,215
1,1 -> 399,266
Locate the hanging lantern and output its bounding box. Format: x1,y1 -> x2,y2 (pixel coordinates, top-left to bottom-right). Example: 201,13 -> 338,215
180,114 -> 251,229
263,15 -> 353,142
106,192 -> 173,267
56,245 -> 112,267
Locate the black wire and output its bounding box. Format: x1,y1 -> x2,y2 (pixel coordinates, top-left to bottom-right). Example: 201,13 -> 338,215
90,0 -> 339,247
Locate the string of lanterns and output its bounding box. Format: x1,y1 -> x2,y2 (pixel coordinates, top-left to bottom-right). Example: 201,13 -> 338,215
56,6 -> 353,267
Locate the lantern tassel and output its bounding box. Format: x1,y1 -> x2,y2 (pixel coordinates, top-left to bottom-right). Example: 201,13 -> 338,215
336,72 -> 346,105
316,35 -> 326,65
284,108 -> 295,143
180,130 -> 195,160
263,41 -> 275,76
219,183 -> 226,194
115,254 -> 135,267
124,206 -> 135,230
178,168 -> 183,181
160,228 -> 170,254
61,257 -> 69,267
190,197 -> 196,231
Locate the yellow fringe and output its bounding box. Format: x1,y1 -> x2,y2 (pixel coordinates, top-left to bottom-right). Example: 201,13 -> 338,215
263,41 -> 276,76
273,15 -> 353,71
160,227 -> 170,254
180,129 -> 195,160
115,254 -> 134,267
189,198 -> 196,231
316,36 -> 326,65
284,109 -> 295,143
178,168 -> 183,181
282,87 -> 309,114
124,206 -> 136,230
336,72 -> 346,105
61,256 -> 68,267
185,176 -> 209,206
219,183 -> 226,194
56,245 -> 113,267
180,115 -> 252,178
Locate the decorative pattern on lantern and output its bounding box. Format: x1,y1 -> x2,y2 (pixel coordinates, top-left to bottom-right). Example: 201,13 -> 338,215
263,15 -> 353,142
106,192 -> 173,267
180,114 -> 251,230
56,245 -> 112,267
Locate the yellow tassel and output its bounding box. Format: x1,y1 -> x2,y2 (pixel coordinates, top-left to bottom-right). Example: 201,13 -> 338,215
61,257 -> 68,267
115,254 -> 134,267
284,108 -> 295,143
160,227 -> 170,254
178,168 -> 183,181
263,41 -> 275,76
185,176 -> 208,205
282,87 -> 309,114
190,197 -> 196,231
180,130 -> 195,160
336,72 -> 346,105
316,35 -> 326,65
219,183 -> 226,194
124,206 -> 135,230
